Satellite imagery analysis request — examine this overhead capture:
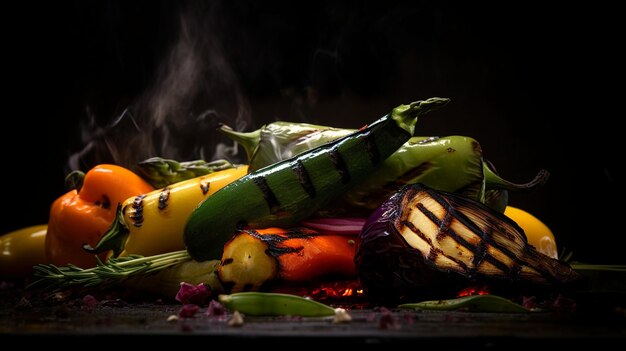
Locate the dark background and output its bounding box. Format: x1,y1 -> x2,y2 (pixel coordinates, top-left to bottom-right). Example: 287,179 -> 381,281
2,1 -> 622,263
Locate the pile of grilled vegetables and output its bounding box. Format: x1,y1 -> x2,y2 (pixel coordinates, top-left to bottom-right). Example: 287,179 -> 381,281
6,97 -> 582,305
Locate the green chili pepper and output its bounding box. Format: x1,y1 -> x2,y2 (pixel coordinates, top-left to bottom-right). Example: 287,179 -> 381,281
218,292 -> 336,317
398,294 -> 532,313
184,97 -> 449,261
220,123 -> 548,214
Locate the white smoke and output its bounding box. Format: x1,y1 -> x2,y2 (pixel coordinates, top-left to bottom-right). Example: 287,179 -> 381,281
67,1 -> 251,172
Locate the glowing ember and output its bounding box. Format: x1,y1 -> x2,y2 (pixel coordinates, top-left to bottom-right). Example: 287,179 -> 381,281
456,286 -> 490,297
309,280 -> 364,300
270,280 -> 367,307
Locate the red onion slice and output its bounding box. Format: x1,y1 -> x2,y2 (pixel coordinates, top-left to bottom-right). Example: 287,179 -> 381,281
299,217 -> 366,236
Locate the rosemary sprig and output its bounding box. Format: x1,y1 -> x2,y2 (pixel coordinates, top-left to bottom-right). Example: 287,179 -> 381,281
29,250 -> 193,291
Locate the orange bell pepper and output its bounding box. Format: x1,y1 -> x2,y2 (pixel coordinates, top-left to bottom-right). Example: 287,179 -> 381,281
45,164 -> 154,268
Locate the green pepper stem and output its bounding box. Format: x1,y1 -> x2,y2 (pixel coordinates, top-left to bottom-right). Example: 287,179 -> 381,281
391,97 -> 450,136
217,124 -> 262,162
483,164 -> 550,192
64,170 -> 85,192
82,204 -> 129,257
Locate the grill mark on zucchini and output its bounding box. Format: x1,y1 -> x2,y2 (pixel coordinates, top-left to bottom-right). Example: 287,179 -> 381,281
328,147 -> 350,184
252,176 -> 281,214
292,160 -> 316,198
364,132 -> 380,165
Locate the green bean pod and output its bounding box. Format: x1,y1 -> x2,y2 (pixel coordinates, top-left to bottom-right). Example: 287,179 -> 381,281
398,294 -> 532,313
184,97 -> 449,261
218,292 -> 336,317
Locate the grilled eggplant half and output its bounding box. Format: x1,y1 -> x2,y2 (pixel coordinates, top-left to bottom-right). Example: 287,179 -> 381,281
354,183 -> 579,303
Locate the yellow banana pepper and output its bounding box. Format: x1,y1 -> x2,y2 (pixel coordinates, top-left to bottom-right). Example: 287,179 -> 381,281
0,224 -> 48,278
88,165 -> 248,258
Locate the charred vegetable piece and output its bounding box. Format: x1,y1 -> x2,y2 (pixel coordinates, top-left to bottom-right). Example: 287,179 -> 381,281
219,227 -> 358,292
184,97 -> 450,261
86,165 -> 248,257
218,292 -> 337,317
220,123 -> 548,214
398,294 -> 532,313
220,121 -> 352,173
354,183 -> 579,303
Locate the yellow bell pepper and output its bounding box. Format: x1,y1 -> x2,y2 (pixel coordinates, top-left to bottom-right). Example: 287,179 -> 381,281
0,224 -> 48,278
504,206 -> 558,259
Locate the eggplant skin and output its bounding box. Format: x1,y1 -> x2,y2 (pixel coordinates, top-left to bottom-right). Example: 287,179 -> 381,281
354,183 -> 579,304
354,189 -> 464,303
354,220 -> 465,303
